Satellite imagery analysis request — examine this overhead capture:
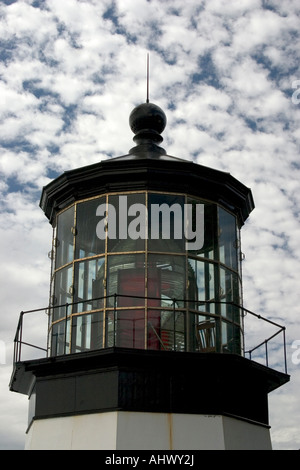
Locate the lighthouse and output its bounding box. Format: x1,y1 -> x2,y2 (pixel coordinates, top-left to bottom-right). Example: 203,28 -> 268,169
10,98 -> 289,450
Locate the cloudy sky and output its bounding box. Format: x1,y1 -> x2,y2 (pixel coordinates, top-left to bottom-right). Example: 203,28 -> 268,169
0,0 -> 300,450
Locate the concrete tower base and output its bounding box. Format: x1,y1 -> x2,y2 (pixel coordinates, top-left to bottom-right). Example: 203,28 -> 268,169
10,348 -> 288,451
25,411 -> 272,450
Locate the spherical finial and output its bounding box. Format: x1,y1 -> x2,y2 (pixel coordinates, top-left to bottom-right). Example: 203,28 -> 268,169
129,102 -> 167,135
128,101 -> 167,158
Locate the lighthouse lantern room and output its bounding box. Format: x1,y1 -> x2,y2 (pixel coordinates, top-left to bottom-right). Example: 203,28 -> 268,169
10,100 -> 289,450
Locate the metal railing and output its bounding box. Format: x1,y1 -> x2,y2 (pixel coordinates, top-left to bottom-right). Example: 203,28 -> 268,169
13,308 -> 48,364
12,295 -> 288,374
242,307 -> 287,371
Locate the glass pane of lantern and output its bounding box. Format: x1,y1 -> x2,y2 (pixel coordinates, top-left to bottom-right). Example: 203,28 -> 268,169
221,320 -> 242,354
107,193 -> 146,252
106,311 -> 115,348
53,266 -> 73,321
114,309 -> 145,349
147,309 -> 185,351
107,254 -> 145,307
75,197 -> 106,259
51,319 -> 70,356
187,200 -> 217,259
71,311 -> 103,353
218,207 -> 239,271
56,206 -> 75,268
187,258 -> 216,314
219,267 -> 241,321
148,193 -> 185,253
73,257 -> 105,313
195,314 -> 216,353
147,254 -> 186,307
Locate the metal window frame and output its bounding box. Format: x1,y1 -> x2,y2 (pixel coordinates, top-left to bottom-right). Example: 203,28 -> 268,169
50,190 -> 244,354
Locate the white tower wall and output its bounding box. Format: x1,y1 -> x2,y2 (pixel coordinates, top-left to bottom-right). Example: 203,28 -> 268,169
25,412 -> 272,450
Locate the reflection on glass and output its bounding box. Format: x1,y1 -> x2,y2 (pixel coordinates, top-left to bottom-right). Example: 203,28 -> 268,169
195,314 -> 216,352
219,207 -> 238,270
220,267 -> 240,321
148,193 -> 185,252
56,206 -> 75,268
147,309 -> 185,351
71,312 -> 103,353
106,254 -> 145,307
109,309 -> 145,349
108,193 -> 146,252
188,201 -> 217,259
51,319 -> 70,356
221,320 -> 241,354
148,254 -> 185,307
76,197 -> 105,259
53,266 -> 73,321
106,311 -> 115,348
74,258 -> 105,313
188,258 -> 215,313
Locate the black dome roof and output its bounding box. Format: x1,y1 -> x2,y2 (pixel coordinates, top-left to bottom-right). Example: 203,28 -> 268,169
129,102 -> 167,135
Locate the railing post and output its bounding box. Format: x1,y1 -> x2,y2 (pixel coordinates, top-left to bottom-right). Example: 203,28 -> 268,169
114,293 -> 117,347
265,340 -> 268,368
64,303 -> 69,355
283,327 -> 287,374
18,312 -> 24,362
173,298 -> 176,351
13,316 -> 19,364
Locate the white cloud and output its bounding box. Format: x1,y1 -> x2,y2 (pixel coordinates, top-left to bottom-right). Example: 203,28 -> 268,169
232,9 -> 284,52
0,1 -> 56,43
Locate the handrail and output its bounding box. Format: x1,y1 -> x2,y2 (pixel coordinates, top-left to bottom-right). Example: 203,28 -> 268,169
245,325 -> 286,370
12,295 -> 287,374
13,311 -> 48,364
